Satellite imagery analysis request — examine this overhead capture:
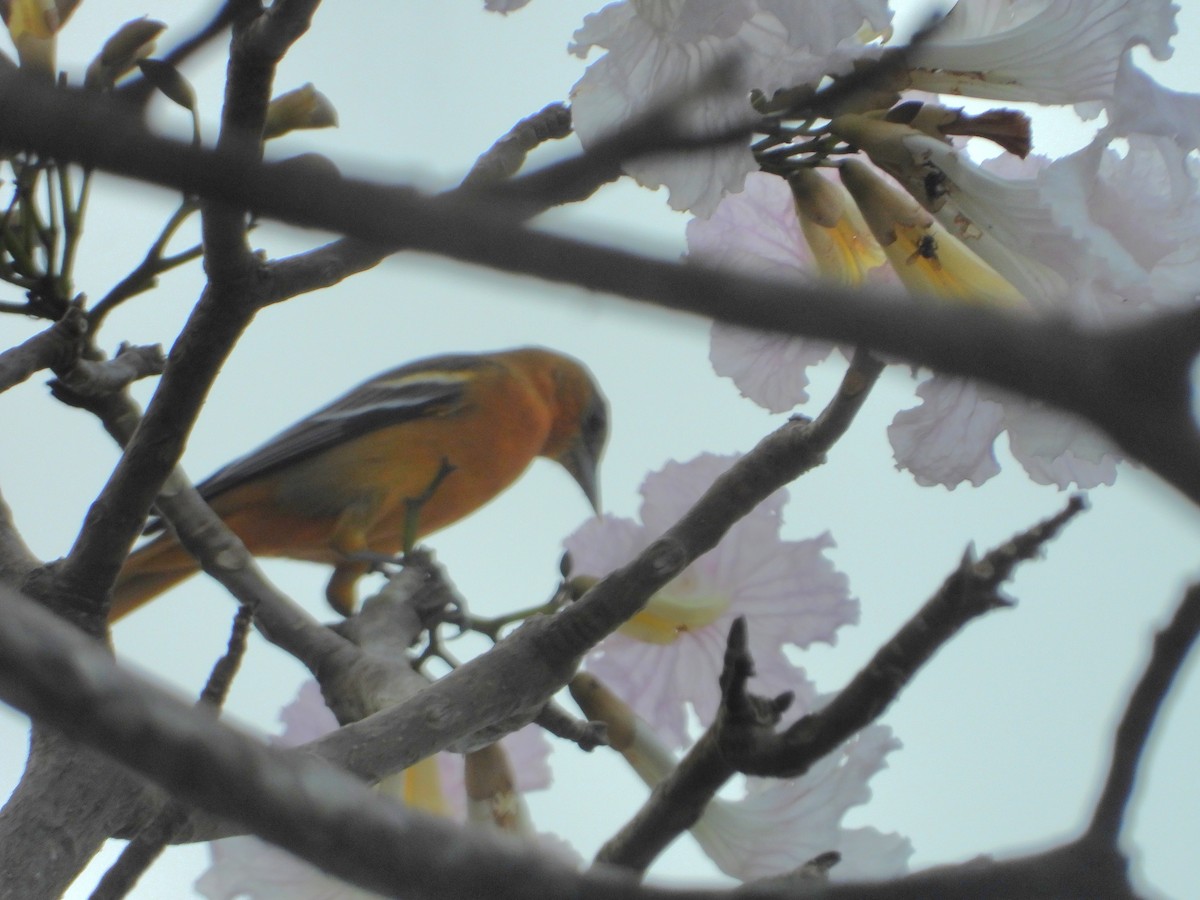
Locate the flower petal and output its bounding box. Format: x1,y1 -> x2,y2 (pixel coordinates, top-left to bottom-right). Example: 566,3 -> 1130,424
908,0 -> 1176,104
889,376 -> 1006,488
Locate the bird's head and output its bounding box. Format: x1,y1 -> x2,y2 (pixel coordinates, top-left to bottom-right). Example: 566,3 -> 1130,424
520,348 -> 608,514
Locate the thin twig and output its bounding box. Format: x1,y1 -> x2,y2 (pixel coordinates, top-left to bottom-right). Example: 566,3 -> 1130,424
90,604 -> 254,900
1086,582 -> 1200,846
593,496 -> 1087,873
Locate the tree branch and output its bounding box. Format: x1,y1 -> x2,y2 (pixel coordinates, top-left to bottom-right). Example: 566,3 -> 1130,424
590,496 -> 1087,873
0,305 -> 86,394
1086,582 -> 1200,846
0,580 -> 725,900
0,71 -> 1194,507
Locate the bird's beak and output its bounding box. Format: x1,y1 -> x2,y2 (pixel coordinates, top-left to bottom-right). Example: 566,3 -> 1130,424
559,437 -> 602,515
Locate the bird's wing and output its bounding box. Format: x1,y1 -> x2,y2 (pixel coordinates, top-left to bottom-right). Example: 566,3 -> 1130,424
142,354 -> 498,533
197,355 -> 495,499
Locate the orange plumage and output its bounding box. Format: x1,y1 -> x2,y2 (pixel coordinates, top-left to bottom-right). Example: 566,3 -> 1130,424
111,347 -> 608,619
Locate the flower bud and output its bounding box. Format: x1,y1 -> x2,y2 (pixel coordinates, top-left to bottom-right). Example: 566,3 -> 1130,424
839,159 -> 1029,310
465,744 -> 533,835
788,168 -> 886,286
85,17 -> 166,89
264,83 -> 338,140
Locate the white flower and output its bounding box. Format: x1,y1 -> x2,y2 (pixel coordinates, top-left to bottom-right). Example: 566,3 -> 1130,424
1080,54 -> 1200,153
569,1 -> 889,215
907,0 -> 1176,104
564,453 -> 856,747
572,674 -> 911,882
888,377 -> 1119,489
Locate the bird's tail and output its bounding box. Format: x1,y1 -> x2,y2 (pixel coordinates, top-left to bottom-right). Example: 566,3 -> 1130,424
110,536 -> 200,620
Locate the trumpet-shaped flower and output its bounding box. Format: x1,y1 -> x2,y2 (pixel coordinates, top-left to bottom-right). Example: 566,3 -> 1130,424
569,0 -> 891,215
690,150 -> 1138,488
788,168 -> 888,286
563,453 -> 856,747
693,171 -> 896,411
1,0 -> 80,72
837,158 -> 1030,310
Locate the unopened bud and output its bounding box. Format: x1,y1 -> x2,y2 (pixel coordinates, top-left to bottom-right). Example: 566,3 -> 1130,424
788,168 -> 886,286
264,83 -> 338,140
86,17 -> 165,89
569,673 -> 635,751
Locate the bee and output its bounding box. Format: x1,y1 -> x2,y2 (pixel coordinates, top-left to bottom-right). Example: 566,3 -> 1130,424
923,169 -> 948,203
907,234 -> 941,269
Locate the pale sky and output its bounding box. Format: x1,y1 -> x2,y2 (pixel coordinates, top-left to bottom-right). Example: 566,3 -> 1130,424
1,2 -> 1198,897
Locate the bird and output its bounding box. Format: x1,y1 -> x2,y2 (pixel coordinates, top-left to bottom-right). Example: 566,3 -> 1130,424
110,347 -> 608,619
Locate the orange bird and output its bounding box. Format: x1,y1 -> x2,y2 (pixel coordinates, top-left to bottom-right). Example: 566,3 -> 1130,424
111,347 -> 608,619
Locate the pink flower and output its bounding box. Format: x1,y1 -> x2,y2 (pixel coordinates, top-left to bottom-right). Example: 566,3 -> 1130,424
647,1 -> 1195,490
572,674 -> 911,881
196,683 -> 564,900
906,0 -> 1176,104
569,1 -> 890,215
888,377 -> 1119,489
692,171 -> 896,411
564,453 -> 857,747
697,723 -> 911,881
693,171 -> 839,410
689,102 -> 1200,489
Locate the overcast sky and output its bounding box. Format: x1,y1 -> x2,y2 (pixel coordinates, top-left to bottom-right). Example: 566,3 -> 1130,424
1,2 -> 1199,897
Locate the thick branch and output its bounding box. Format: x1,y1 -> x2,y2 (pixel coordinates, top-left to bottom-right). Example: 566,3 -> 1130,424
0,306 -> 86,394
0,577 -> 1151,900
593,497 -> 1087,873
0,71 -> 1194,506
0,580 -> 723,900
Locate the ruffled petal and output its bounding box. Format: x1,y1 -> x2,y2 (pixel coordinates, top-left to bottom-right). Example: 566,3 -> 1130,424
1081,54 -> 1200,153
695,723 -> 906,880
908,0 -> 1176,104
1001,394 -> 1120,488
570,3 -> 874,214
889,376 -> 1006,488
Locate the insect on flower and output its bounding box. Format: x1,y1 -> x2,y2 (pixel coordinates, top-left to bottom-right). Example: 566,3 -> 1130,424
923,168 -> 949,203
907,234 -> 940,268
